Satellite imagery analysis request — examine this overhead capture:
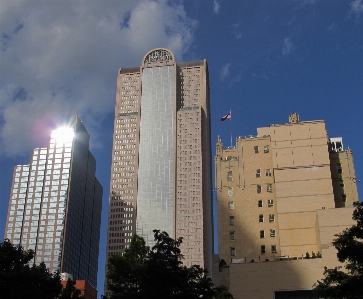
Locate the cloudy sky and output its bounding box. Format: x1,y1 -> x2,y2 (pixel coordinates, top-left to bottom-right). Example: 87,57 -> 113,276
1,0 -> 362,295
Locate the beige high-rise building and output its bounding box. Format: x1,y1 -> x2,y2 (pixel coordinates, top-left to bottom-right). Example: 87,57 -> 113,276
105,48 -> 213,295
215,114 -> 358,264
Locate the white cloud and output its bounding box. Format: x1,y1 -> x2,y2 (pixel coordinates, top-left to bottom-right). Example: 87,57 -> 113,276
350,0 -> 363,19
234,32 -> 242,40
0,0 -> 196,157
282,38 -> 293,55
220,63 -> 230,80
213,0 -> 220,14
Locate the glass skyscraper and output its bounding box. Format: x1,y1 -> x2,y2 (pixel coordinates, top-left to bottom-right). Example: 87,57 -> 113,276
105,49 -> 213,296
4,116 -> 102,288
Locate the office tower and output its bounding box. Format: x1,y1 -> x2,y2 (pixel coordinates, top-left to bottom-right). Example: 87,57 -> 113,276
215,114 -> 358,264
106,48 -> 213,274
4,116 -> 103,288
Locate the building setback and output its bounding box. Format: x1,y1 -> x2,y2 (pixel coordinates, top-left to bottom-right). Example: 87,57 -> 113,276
105,48 -> 213,295
4,116 -> 102,288
215,113 -> 359,264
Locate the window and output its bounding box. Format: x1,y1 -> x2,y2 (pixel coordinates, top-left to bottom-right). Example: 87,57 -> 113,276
268,199 -> 274,207
271,245 -> 277,253
269,214 -> 275,222
257,185 -> 261,193
266,169 -> 271,177
261,245 -> 266,254
260,230 -> 265,238
267,184 -> 272,193
258,200 -> 263,208
339,179 -> 344,187
229,216 -> 235,225
228,187 -> 234,196
337,163 -> 342,174
342,194 -> 347,203
227,171 -> 233,182
228,202 -> 234,210
256,169 -> 261,178
264,145 -> 269,153
270,229 -> 276,237
259,214 -> 264,223
254,146 -> 259,153
230,231 -> 235,241
231,247 -> 236,256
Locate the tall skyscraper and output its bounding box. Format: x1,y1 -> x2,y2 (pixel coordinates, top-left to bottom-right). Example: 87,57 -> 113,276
215,113 -> 359,264
4,116 -> 103,288
105,48 -> 213,278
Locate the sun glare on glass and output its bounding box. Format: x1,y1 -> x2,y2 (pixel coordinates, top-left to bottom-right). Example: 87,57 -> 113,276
52,127 -> 74,144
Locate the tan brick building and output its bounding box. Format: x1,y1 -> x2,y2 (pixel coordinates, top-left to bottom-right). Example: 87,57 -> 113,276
105,48 -> 213,296
215,114 -> 358,264
213,207 -> 356,298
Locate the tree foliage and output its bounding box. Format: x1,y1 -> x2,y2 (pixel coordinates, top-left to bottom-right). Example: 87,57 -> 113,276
106,230 -> 229,299
313,202 -> 363,298
59,278 -> 85,299
0,239 -> 62,299
106,234 -> 149,298
213,285 -> 236,299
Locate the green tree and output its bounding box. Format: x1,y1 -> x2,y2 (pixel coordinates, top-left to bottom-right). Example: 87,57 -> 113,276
0,239 -> 62,299
59,278 -> 85,299
106,230 -> 216,299
313,202 -> 363,298
106,234 -> 149,299
213,285 -> 235,299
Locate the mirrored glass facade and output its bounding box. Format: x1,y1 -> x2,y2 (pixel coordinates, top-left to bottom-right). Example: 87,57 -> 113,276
136,66 -> 176,245
4,116 -> 102,288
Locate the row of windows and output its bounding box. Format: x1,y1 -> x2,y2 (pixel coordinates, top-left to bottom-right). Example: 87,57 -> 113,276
115,118 -> 137,123
177,221 -> 202,228
260,229 -> 276,238
112,178 -> 134,183
259,214 -> 275,222
230,245 -> 277,256
109,225 -> 133,231
178,150 -> 201,155
257,184 -> 273,193
177,173 -> 201,179
258,199 -> 274,207
227,211 -> 275,223
121,85 -> 139,90
110,207 -> 133,213
115,128 -> 137,134
227,169 -> 272,181
121,75 -> 140,81
109,219 -> 133,225
226,184 -> 273,197
256,169 -> 272,177
229,229 -> 276,241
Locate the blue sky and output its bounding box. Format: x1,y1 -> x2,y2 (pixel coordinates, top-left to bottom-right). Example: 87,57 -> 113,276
1,0 -> 362,297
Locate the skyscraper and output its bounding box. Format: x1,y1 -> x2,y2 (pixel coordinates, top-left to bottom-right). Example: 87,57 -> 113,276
215,114 -> 359,264
105,48 -> 213,277
4,116 -> 102,288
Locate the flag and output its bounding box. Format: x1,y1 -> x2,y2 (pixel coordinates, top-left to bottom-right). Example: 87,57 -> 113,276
221,113 -> 231,121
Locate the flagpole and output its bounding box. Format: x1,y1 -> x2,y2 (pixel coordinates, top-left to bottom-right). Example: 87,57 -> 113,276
230,108 -> 232,147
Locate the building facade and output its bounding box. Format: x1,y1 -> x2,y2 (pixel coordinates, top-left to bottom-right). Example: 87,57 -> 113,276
215,114 -> 358,264
105,48 -> 213,287
4,116 -> 103,288
213,207 -> 356,299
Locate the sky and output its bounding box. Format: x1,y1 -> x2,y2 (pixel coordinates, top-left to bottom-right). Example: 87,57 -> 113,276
1,0 -> 362,296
